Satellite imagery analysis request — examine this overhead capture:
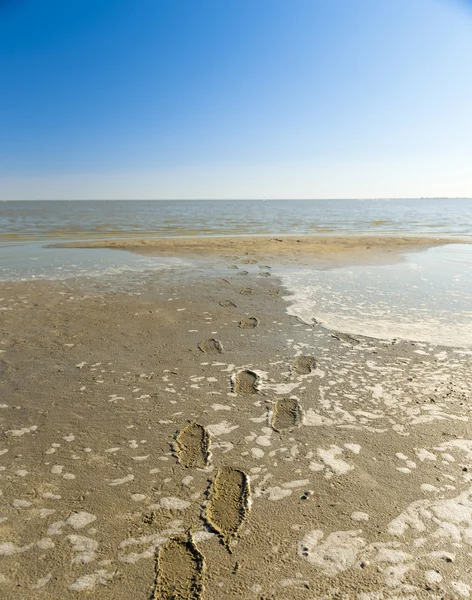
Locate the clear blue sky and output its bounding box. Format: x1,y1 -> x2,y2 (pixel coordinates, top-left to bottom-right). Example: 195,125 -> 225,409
1,0 -> 472,199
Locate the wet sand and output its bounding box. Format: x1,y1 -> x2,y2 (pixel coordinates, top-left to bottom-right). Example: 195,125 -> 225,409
1,247 -> 472,599
50,235 -> 464,267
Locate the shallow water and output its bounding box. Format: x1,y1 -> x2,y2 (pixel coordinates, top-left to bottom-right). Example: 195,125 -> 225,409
1,198 -> 472,240
0,241 -> 187,282
282,244 -> 472,347
1,199 -> 472,347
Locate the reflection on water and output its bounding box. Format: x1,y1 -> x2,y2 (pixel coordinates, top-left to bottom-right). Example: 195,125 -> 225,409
0,242 -> 187,282
282,244 -> 472,347
1,198 -> 472,240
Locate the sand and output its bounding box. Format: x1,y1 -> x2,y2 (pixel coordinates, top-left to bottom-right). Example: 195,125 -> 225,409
1,241 -> 472,599
49,234 -> 463,267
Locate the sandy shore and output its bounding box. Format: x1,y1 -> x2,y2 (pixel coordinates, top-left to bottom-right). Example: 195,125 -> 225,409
1,249 -> 472,599
49,235 -> 464,266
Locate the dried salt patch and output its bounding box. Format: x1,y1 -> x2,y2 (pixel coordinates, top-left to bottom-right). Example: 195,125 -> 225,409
76,362 -> 87,369
298,530 -> 366,576
105,447 -> 120,453
317,446 -> 353,476
67,535 -> 98,565
282,479 -> 310,489
396,453 -> 409,461
207,421 -> 239,436
131,494 -> 146,502
396,467 -> 411,474
37,538 -> 55,550
442,453 -> 455,462
344,444 -> 361,455
42,492 -> 61,500
193,530 -> 215,543
265,487 -> 292,501
416,449 -> 437,462
351,512 -> 369,521
67,511 -> 97,529
12,499 -> 32,508
7,425 -> 37,436
63,473 -> 76,480
304,410 -> 334,427
108,474 -> 134,486
421,483 -> 439,493
51,465 -> 64,475
249,415 -> 266,423
182,476 -> 193,486
0,449 -> 8,456
255,433 -> 272,447
31,573 -> 52,589
211,404 -> 231,411
251,448 -> 264,459
375,548 -> 413,563
132,455 -> 149,462
47,521 -> 65,536
68,570 -> 114,591
309,462 -> 324,472
63,434 -> 75,442
0,542 -> 33,556
38,509 -> 56,518
382,563 -> 410,587
425,570 -> 442,584
451,582 -> 471,598
153,497 -> 191,511
15,469 -> 28,477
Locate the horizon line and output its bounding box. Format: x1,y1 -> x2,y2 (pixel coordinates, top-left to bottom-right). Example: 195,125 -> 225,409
2,197 -> 472,202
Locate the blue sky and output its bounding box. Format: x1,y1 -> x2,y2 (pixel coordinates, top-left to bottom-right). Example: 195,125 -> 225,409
1,0 -> 472,199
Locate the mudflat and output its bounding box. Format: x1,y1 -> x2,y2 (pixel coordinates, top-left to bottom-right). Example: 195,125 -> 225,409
50,234 -> 462,266
1,246 -> 472,599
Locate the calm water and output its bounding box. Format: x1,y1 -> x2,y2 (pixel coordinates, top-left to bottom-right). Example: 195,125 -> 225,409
1,199 -> 472,240
1,199 -> 472,347
282,243 -> 472,348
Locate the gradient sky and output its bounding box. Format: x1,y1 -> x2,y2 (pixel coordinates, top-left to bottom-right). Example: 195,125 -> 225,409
1,0 -> 472,199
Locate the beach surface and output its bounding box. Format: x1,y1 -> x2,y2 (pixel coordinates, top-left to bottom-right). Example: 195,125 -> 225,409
51,234 -> 461,265
1,238 -> 472,599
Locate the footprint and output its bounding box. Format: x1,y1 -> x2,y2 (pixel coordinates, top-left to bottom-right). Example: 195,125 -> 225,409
242,259 -> 257,264
219,299 -> 237,308
204,467 -> 251,549
227,265 -> 239,269
240,288 -> 252,295
198,338 -> 224,354
236,270 -> 249,276
239,317 -> 259,329
291,355 -> 316,375
259,272 -> 271,277
271,398 -> 303,432
259,265 -> 271,270
217,278 -> 231,285
231,369 -> 259,394
153,535 -> 204,600
268,288 -> 280,296
174,423 -> 210,468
